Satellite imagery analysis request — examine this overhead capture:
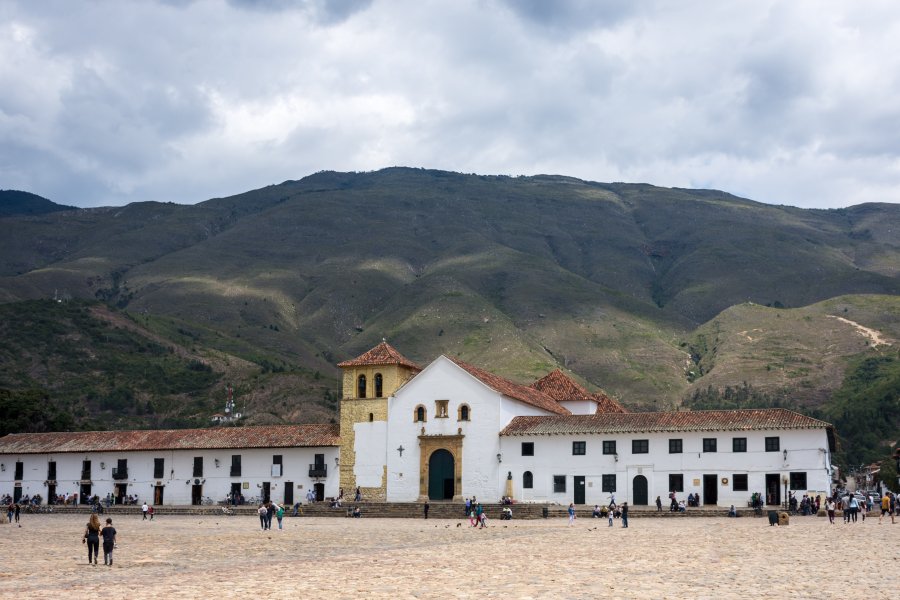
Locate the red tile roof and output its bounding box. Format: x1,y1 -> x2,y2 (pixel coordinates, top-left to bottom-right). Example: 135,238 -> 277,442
447,357 -> 570,415
0,424 -> 340,454
500,409 -> 832,436
529,369 -> 628,414
593,391 -> 628,414
337,341 -> 422,371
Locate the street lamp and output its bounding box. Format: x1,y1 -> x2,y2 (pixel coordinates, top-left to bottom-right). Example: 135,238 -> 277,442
782,475 -> 789,510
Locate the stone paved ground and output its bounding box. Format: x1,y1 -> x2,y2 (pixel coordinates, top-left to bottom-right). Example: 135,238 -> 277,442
1,513 -> 895,598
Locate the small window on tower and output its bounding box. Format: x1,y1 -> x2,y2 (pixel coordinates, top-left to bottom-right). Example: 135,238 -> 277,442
414,405 -> 426,422
458,404 -> 470,421
374,373 -> 383,398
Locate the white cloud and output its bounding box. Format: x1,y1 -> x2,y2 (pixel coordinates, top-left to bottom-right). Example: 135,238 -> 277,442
0,0 -> 899,208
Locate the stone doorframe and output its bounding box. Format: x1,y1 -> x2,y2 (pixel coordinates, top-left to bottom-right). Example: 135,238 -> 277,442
418,433 -> 464,501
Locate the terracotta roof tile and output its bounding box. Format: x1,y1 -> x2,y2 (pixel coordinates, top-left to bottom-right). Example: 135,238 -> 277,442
337,341 -> 422,371
447,357 -> 570,415
0,424 -> 340,454
500,408 -> 831,436
530,369 -> 594,402
593,391 -> 628,414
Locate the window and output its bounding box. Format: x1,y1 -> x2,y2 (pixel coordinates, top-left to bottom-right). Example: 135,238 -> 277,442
669,439 -> 683,454
230,455 -> 242,477
765,437 -> 780,452
703,438 -> 717,453
435,399 -> 449,418
602,441 -> 616,455
733,474 -> 748,491
458,404 -> 470,421
368,413 -> 374,422
602,474 -> 616,493
789,472 -> 807,491
47,461 -> 57,480
572,441 -> 586,455
153,458 -> 164,479
414,405 -> 426,422
357,375 -> 367,398
732,437 -> 747,453
81,460 -> 91,480
553,475 -> 566,493
521,442 -> 534,456
668,474 -> 684,492
374,373 -> 383,398
14,461 -> 23,480
272,455 -> 283,477
193,457 -> 203,477
632,439 -> 649,454
523,471 -> 533,489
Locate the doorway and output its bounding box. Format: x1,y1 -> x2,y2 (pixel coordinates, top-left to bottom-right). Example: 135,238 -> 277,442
262,482 -> 271,503
154,485 -> 164,505
765,474 -> 781,506
632,475 -> 649,505
80,483 -> 92,504
283,481 -> 294,506
230,482 -> 242,505
114,483 -> 127,505
703,474 -> 718,505
428,449 -> 455,500
48,484 -> 56,504
13,486 -> 22,503
191,484 -> 203,505
314,482 -> 324,502
574,476 -> 586,504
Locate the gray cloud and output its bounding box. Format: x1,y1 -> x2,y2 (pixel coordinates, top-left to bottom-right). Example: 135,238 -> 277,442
0,0 -> 899,208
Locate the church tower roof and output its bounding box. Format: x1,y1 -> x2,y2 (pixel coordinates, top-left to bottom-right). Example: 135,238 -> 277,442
337,341 -> 422,371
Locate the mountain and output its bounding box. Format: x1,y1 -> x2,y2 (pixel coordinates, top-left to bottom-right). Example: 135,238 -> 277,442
0,168 -> 898,450
0,190 -> 77,217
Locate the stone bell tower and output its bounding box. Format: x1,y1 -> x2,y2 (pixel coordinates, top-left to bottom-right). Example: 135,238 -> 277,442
337,340 -> 421,500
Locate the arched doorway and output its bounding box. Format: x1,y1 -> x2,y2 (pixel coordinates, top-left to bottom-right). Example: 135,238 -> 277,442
632,475 -> 648,505
428,449 -> 455,500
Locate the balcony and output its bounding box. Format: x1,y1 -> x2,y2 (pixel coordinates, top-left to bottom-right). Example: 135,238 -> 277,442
308,463 -> 327,478
112,467 -> 128,480
80,471 -> 92,481
230,467 -> 242,477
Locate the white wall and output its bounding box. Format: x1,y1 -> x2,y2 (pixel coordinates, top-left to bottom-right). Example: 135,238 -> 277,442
354,421 -> 387,487
0,446 -> 339,505
500,428 -> 832,506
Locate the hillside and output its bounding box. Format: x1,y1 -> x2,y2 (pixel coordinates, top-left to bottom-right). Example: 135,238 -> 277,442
0,169 -> 898,447
0,190 -> 76,217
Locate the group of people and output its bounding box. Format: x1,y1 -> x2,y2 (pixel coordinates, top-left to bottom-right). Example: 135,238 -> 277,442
464,498 -> 488,528
823,490 -> 899,525
256,500 -> 286,530
660,493 -> 688,512
2,493 -> 42,506
589,497 -> 629,527
82,514 -> 117,566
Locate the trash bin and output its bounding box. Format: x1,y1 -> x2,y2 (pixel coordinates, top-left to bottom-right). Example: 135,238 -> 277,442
778,512 -> 790,526
767,510 -> 778,526
542,506 -> 549,519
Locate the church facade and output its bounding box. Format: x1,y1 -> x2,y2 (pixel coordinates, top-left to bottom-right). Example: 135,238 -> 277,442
1,341 -> 835,507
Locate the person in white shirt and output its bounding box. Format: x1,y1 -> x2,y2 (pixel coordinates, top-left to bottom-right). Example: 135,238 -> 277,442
141,502 -> 149,520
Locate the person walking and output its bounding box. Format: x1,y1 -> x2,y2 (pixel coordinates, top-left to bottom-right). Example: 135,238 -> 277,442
826,497 -> 836,524
567,503 -> 576,526
101,518 -> 117,566
354,487 -> 361,502
257,503 -> 267,530
655,496 -> 662,512
275,503 -> 284,530
880,493 -> 894,524
607,506 -> 614,527
848,494 -> 859,523
6,501 -> 13,523
265,501 -> 275,530
424,500 -> 430,520
82,513 -> 101,565
14,503 -> 20,524
464,497 -> 471,517
148,505 -> 154,520
841,494 -> 851,523
621,502 -> 629,528
141,502 -> 149,520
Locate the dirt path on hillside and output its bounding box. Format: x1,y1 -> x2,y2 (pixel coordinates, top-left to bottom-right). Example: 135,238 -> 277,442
827,315 -> 892,347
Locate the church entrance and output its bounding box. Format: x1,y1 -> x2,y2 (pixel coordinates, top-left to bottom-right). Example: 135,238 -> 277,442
428,449 -> 455,500
632,475 -> 649,505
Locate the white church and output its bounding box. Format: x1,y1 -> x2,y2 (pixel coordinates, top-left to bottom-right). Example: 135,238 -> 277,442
0,342 -> 835,508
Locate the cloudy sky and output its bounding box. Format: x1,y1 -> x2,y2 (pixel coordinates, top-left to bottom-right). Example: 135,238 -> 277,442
2,0 -> 899,208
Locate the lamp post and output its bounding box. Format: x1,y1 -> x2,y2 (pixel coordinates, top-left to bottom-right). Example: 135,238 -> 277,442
782,476 -> 789,510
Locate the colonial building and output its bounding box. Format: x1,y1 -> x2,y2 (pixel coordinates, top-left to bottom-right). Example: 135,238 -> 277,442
0,425 -> 338,505
0,341 -> 836,507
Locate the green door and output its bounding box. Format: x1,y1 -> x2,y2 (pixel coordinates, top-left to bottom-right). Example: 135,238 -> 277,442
428,449 -> 455,500
633,475 -> 648,505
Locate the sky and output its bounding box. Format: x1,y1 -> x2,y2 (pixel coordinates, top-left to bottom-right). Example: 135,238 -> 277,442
2,0 -> 900,209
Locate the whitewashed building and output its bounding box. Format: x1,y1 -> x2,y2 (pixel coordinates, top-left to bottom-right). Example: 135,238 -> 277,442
337,342 -> 835,507
0,425 -> 339,505
1,341 -> 836,508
